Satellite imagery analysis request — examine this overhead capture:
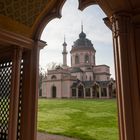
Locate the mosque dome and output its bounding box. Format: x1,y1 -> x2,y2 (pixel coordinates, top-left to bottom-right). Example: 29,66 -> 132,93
70,30 -> 96,53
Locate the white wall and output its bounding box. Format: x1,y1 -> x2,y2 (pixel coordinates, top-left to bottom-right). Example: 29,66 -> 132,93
42,81 -> 47,97
62,80 -> 73,98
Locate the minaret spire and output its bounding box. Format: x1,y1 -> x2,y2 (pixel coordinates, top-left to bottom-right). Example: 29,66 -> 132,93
62,35 -> 67,67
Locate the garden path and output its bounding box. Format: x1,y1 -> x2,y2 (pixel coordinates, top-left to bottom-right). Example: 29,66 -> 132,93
37,132 -> 79,140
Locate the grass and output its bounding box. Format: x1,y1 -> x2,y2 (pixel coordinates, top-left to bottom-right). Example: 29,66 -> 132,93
37,99 -> 119,140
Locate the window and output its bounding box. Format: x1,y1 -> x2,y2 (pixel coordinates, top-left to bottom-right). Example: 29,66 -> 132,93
90,76 -> 92,81
85,88 -> 90,96
75,55 -> 79,64
51,75 -> 57,80
52,86 -> 57,98
85,55 -> 89,63
93,55 -> 95,64
101,88 -> 107,96
72,89 -> 76,96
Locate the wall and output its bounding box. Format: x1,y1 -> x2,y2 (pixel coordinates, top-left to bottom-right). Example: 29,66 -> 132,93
41,80 -> 47,97
94,65 -> 110,74
85,71 -> 93,81
95,74 -> 109,81
71,50 -> 95,67
71,72 -> 83,80
61,80 -> 73,98
46,81 -> 62,98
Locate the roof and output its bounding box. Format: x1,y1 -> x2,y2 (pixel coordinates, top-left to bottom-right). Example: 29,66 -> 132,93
70,31 -> 96,53
71,80 -> 114,88
70,67 -> 83,73
71,80 -> 97,88
96,81 -> 113,87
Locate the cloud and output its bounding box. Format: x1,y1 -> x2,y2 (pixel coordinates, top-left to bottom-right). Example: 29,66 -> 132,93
40,0 -> 115,78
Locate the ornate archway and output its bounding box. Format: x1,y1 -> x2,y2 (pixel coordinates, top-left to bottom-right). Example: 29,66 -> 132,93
0,0 -> 140,140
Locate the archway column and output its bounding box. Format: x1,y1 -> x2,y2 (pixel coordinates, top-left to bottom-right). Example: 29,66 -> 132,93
19,40 -> 46,140
106,87 -> 109,98
90,87 -> 92,98
99,87 -> 101,98
83,88 -> 86,98
111,13 -> 140,140
8,47 -> 23,140
76,88 -> 78,98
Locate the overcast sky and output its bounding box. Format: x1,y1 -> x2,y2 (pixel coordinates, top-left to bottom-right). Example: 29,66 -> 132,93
40,0 -> 115,78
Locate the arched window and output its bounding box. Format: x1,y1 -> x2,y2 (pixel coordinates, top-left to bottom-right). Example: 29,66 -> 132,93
90,76 -> 92,81
85,55 -> 89,63
93,55 -> 95,64
75,55 -> 79,64
51,75 -> 57,80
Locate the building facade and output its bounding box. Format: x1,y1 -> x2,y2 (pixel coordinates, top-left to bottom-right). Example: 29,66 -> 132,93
42,28 -> 115,98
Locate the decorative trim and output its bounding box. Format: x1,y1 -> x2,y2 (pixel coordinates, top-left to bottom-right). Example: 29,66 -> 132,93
0,28 -> 33,49
78,0 -> 97,11
110,13 -> 131,38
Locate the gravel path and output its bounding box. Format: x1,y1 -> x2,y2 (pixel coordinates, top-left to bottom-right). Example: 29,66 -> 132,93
37,132 -> 79,140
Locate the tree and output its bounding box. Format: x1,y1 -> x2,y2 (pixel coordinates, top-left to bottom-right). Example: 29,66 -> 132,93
38,62 -> 62,96
38,66 -> 47,96
46,62 -> 62,70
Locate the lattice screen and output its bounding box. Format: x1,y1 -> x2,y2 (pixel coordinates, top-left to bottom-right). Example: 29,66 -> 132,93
0,61 -> 12,140
17,60 -> 24,140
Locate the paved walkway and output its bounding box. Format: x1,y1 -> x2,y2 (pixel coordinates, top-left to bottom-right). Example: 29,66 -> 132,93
37,132 -> 79,140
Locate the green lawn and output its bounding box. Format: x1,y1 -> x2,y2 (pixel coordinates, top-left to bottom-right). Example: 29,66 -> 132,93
37,99 -> 119,140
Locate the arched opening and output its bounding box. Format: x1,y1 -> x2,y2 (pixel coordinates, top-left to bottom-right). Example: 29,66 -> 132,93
51,75 -> 57,80
37,0 -> 118,139
78,84 -> 84,98
0,0 -> 140,140
90,76 -> 92,81
85,54 -> 89,63
92,84 -> 99,98
101,87 -> 107,97
51,86 -> 57,98
75,55 -> 79,64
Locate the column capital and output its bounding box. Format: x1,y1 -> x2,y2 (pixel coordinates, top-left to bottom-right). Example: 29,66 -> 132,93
110,12 -> 132,38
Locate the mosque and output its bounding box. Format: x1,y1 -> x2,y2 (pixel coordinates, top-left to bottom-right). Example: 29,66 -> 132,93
41,26 -> 116,98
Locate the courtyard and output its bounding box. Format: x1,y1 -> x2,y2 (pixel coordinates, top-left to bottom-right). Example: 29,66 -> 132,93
37,99 -> 118,140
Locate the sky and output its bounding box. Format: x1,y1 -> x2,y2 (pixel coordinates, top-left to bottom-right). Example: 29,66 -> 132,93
40,0 -> 115,78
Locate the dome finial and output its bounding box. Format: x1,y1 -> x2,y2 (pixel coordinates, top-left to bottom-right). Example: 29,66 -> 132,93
79,21 -> 86,39
64,35 -> 66,42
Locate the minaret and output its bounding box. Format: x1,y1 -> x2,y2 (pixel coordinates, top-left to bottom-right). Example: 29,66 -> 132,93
62,36 -> 67,66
